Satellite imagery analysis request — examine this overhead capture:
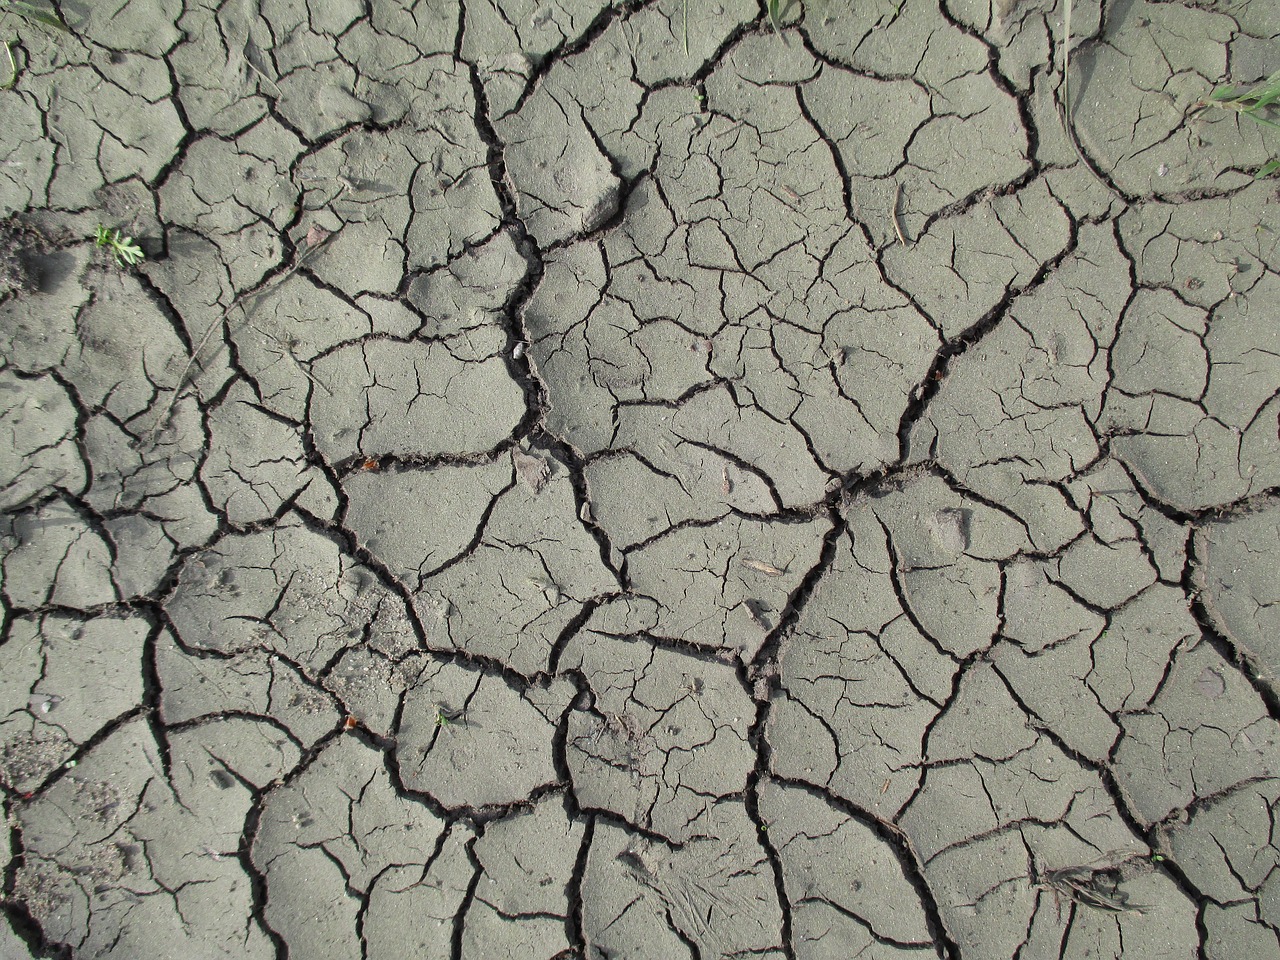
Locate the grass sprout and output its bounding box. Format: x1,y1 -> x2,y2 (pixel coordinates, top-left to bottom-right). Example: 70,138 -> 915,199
94,225 -> 145,266
750,0 -> 792,41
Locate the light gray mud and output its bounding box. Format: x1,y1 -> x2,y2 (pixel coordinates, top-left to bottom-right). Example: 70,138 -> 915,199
1,0 -> 1278,958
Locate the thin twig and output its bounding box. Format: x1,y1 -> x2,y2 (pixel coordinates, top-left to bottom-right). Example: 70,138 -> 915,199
1,40 -> 17,90
1060,0 -> 1087,168
1059,0 -> 1121,196
145,227 -> 341,445
1062,0 -> 1073,134
891,182 -> 908,247
246,320 -> 332,396
711,118 -> 746,139
241,39 -> 281,95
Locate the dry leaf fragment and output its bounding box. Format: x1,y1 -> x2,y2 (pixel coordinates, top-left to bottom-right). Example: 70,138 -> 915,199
513,449 -> 550,493
1043,864 -> 1146,914
527,576 -> 562,606
741,558 -> 785,577
304,224 -> 332,249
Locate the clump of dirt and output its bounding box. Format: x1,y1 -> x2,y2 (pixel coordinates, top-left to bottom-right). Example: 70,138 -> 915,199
0,730 -> 69,791
0,216 -> 53,299
10,857 -> 71,921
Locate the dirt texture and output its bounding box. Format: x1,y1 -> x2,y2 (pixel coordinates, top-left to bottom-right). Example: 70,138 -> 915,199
1,0 -> 1279,958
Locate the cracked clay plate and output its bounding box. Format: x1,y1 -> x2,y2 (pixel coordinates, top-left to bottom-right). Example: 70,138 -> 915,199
2,0 -> 1279,958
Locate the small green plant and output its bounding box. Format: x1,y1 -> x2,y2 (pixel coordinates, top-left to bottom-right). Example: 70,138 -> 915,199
434,705 -> 464,729
767,0 -> 784,36
94,225 -> 145,267
1198,70 -> 1280,178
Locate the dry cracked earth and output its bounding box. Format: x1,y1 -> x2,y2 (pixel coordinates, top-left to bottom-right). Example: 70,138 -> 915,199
0,0 -> 1278,958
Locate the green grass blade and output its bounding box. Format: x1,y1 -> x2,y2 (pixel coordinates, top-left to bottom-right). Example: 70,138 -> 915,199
1256,158 -> 1280,178
1250,87 -> 1280,110
6,1 -> 69,31
1242,112 -> 1280,131
1211,70 -> 1280,109
1252,69 -> 1280,97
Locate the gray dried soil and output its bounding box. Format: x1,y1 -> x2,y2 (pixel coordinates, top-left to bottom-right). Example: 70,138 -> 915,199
2,0 -> 1279,958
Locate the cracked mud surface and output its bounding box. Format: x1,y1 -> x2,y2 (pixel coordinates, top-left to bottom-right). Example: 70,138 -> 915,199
1,0 -> 1278,957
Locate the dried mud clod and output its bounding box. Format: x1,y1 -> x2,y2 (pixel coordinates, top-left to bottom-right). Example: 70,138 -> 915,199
0,215 -> 44,299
